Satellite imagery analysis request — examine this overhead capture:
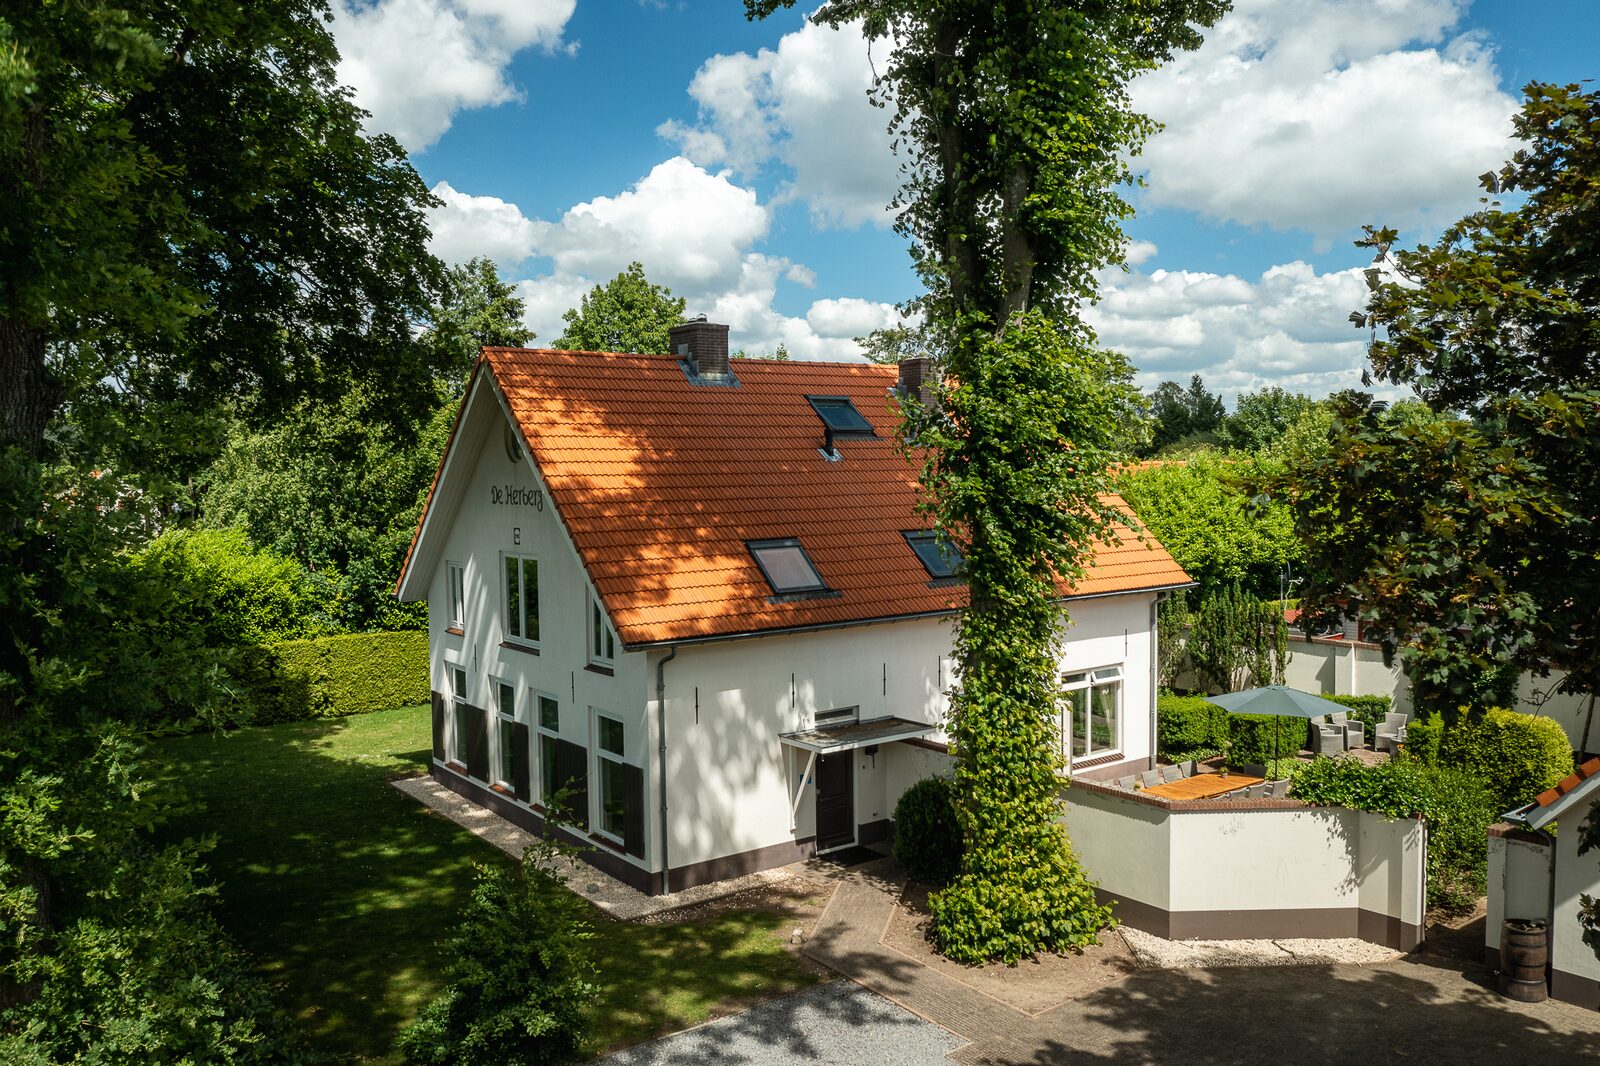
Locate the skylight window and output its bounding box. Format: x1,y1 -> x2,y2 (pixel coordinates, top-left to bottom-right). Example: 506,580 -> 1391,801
748,538 -> 829,594
903,531 -> 963,579
806,396 -> 875,436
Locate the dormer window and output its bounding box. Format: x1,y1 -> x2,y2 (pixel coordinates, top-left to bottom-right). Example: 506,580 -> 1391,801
748,538 -> 828,594
806,396 -> 875,437
903,531 -> 963,579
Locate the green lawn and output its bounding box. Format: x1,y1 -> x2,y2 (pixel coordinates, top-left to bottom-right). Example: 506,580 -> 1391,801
159,706 -> 821,1063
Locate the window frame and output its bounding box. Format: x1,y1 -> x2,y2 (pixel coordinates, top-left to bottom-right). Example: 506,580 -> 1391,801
533,690 -> 562,810
902,530 -> 963,579
589,591 -> 618,667
446,561 -> 466,631
1060,664 -> 1124,765
591,710 -> 629,845
501,552 -> 540,647
804,395 -> 876,437
746,538 -> 829,595
491,677 -> 517,792
449,665 -> 470,766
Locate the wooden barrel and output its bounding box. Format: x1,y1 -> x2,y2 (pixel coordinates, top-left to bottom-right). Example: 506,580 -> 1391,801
1499,919 -> 1549,1003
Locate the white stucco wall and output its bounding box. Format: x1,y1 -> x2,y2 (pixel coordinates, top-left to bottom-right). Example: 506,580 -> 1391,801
1281,637 -> 1412,715
1552,799 -> 1600,995
1486,831 -> 1555,955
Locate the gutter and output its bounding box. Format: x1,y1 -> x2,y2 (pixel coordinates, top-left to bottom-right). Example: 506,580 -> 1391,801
655,646 -> 678,895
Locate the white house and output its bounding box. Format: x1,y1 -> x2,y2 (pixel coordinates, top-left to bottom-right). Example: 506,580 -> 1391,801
394,320 -> 1191,894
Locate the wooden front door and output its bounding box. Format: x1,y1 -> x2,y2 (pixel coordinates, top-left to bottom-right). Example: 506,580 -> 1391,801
814,751 -> 855,853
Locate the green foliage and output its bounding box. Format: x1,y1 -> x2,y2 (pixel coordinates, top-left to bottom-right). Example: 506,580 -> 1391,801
892,777 -> 962,885
1184,583 -> 1289,693
1155,591 -> 1193,691
1578,805 -> 1600,965
422,257 -> 536,396
1438,708 -> 1574,812
1146,375 -> 1225,455
1289,756 -> 1498,911
1115,454 -> 1300,597
1218,388 -> 1318,453
137,528 -> 332,647
1226,714 -> 1302,768
243,631 -> 431,725
399,845 -> 598,1066
554,262 -> 685,354
1405,715 -> 1444,766
1156,693 -> 1228,761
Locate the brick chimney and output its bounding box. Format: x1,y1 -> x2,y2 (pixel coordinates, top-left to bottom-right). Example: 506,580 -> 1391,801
670,317 -> 733,384
896,355 -> 936,407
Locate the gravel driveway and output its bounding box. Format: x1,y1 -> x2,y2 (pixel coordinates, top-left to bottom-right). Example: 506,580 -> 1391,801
597,980 -> 965,1065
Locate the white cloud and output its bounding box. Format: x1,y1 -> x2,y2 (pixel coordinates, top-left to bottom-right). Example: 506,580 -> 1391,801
1132,0 -> 1517,240
426,181 -> 540,267
332,0 -> 576,152
1087,260 -> 1380,398
434,159 -> 908,357
659,19 -> 899,228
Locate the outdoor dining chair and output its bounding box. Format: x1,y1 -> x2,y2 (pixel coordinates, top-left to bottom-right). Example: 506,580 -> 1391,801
1117,775 -> 1138,790
1179,760 -> 1197,777
1309,717 -> 1345,756
1139,769 -> 1161,789
1329,710 -> 1365,750
1160,764 -> 1183,783
1375,712 -> 1410,752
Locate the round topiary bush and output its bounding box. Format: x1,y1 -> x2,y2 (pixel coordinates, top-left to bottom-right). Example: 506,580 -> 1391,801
1439,707 -> 1574,812
892,776 -> 962,885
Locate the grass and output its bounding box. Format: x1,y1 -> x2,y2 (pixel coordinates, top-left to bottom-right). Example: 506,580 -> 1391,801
159,706 -> 821,1062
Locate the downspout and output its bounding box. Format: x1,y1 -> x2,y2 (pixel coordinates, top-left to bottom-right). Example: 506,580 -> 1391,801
655,647 -> 677,895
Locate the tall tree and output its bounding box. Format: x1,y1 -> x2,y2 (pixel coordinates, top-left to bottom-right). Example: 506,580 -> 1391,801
424,258 -> 535,396
0,2 -> 444,470
554,263 -> 686,353
1268,83 -> 1600,724
750,0 -> 1226,963
1146,374 -> 1226,454
1219,387 -> 1316,453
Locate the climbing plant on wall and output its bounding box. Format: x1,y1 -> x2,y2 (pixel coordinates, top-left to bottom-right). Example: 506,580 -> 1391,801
1185,584 -> 1289,693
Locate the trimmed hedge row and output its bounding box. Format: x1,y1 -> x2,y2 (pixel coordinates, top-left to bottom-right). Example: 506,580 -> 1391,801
1227,713 -> 1304,773
238,630 -> 430,725
1156,693 -> 1229,760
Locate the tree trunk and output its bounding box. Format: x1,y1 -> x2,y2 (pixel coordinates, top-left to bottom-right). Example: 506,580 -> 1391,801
0,316 -> 60,458
1581,692 -> 1596,760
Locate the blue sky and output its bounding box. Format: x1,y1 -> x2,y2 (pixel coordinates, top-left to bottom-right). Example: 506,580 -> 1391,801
330,0 -> 1597,400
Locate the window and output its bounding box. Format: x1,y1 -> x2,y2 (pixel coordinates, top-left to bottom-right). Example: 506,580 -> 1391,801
536,693 -> 561,807
590,593 -> 617,665
447,562 -> 465,630
595,713 -> 627,840
450,667 -> 469,765
903,531 -> 963,579
494,681 -> 517,790
748,538 -> 828,594
805,396 -> 875,436
1060,666 -> 1123,762
503,554 -> 539,644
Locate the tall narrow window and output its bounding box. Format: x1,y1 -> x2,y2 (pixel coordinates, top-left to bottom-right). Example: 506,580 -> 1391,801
1060,666 -> 1123,763
536,694 -> 561,808
503,554 -> 539,644
595,714 -> 627,840
494,681 -> 517,790
447,562 -> 465,630
450,667 -> 469,765
590,594 -> 617,665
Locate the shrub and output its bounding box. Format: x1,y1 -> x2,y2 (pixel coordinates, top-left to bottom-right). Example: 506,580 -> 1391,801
241,630 -> 430,725
1290,756 -> 1498,911
1227,713 -> 1304,768
1157,693 -> 1229,760
893,777 -> 962,885
137,527 -> 331,646
1439,708 -> 1574,811
1404,715 -> 1443,766
400,845 -> 597,1066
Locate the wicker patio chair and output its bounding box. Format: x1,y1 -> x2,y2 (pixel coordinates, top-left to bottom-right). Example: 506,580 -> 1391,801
1160,764 -> 1183,783
1375,712 -> 1410,751
1329,710 -> 1365,750
1311,720 -> 1345,757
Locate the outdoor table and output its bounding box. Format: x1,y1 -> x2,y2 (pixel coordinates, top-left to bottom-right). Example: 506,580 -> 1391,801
1141,772 -> 1266,802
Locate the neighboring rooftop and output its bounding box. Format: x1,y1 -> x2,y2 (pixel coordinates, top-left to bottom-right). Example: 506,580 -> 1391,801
409,346 -> 1192,647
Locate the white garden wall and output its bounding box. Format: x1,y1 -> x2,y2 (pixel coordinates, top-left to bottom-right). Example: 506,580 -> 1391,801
1065,782 -> 1425,948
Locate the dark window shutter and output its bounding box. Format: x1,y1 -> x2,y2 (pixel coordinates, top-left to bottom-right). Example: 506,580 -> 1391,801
431,691 -> 446,762
621,762 -> 646,858
554,739 -> 589,830
512,722 -> 531,802
466,704 -> 490,781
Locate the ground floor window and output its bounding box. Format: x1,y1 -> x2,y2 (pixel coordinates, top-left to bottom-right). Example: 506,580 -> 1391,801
450,667 -> 469,765
536,693 -> 561,807
1061,666 -> 1122,761
493,680 -> 516,789
595,714 -> 627,840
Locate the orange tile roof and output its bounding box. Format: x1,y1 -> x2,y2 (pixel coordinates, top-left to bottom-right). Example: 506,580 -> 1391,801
1535,755 -> 1600,809
455,348 -> 1190,647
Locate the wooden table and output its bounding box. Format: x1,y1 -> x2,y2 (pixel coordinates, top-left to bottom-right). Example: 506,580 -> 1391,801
1142,772 -> 1265,801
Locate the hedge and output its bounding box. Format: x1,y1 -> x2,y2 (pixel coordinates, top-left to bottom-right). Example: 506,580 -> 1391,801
892,777 -> 962,886
1156,694 -> 1227,759
1227,712 -> 1304,771
1438,708 -> 1574,812
238,630 -> 430,725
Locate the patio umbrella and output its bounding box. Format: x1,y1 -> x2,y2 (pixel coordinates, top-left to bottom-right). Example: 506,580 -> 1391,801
1203,685 -> 1349,772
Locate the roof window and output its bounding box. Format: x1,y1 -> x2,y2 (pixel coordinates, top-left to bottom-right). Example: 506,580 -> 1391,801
903,531 -> 963,579
748,538 -> 829,594
806,396 -> 875,436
